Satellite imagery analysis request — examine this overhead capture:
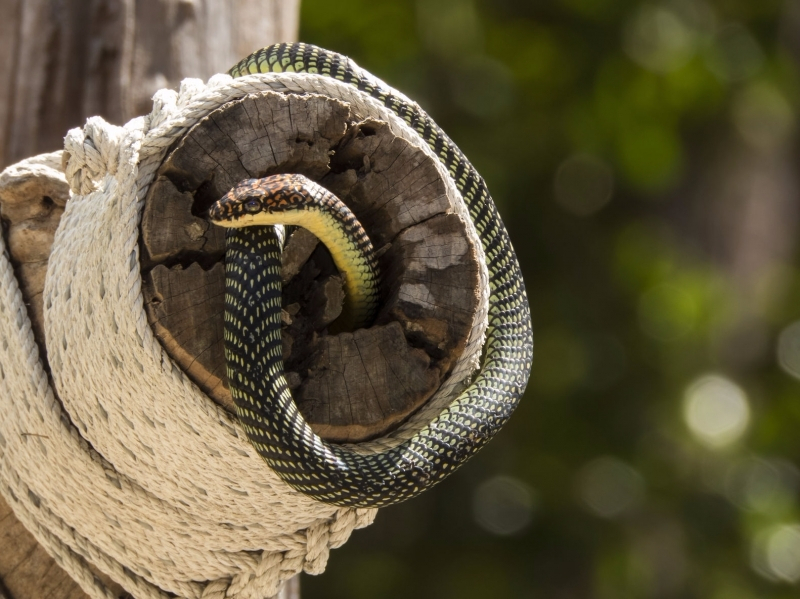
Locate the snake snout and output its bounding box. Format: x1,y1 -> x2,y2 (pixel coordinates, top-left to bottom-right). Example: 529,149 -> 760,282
207,200 -> 227,223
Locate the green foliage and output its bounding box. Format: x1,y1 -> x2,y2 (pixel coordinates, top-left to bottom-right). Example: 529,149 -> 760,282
299,0 -> 800,596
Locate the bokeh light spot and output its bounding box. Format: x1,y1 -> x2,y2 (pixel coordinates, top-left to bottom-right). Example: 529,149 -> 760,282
577,456 -> 645,518
767,525 -> 800,583
554,153 -> 614,217
623,5 -> 697,73
752,524 -> 800,583
472,475 -> 535,536
682,374 -> 749,448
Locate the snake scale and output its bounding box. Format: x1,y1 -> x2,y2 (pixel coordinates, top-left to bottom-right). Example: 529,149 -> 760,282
207,43 -> 533,508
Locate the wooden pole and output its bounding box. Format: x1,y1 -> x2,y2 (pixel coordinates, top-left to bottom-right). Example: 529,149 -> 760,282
0,0 -> 299,170
0,1 -> 299,597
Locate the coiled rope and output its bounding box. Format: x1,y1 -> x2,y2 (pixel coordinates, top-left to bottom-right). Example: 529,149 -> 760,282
0,76 -> 383,599
0,44 -> 526,598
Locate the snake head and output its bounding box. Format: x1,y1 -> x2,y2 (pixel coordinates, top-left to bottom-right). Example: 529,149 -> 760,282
208,174 -> 315,226
208,179 -> 266,224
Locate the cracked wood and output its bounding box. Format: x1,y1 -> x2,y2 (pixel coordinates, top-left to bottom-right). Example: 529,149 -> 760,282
140,93 -> 481,442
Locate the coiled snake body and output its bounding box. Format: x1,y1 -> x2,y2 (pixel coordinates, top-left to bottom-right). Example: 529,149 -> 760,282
208,43 -> 533,508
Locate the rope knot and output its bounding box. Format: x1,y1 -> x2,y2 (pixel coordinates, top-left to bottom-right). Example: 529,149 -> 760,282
148,88 -> 179,131
207,73 -> 233,90
303,520 -> 331,575
177,78 -> 207,108
62,117 -> 124,195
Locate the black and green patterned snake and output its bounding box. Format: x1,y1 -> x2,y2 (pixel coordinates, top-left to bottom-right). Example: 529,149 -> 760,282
207,43 -> 533,508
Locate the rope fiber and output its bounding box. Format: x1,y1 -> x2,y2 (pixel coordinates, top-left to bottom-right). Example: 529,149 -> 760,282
0,43 -> 527,598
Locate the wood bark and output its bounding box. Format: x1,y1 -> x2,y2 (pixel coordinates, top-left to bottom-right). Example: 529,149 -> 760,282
0,1 -> 300,598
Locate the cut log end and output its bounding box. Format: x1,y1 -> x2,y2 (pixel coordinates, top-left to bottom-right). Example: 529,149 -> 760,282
141,91 -> 482,443
0,156 -> 70,360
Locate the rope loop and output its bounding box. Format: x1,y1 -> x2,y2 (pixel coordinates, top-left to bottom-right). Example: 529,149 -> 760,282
303,520 -> 331,575
148,77 -> 210,132
149,88 -> 179,131
207,73 -> 234,89
62,116 -> 125,194
178,77 -> 208,106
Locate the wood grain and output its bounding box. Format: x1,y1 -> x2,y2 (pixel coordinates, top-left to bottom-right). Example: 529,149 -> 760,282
140,93 -> 481,442
0,0 -> 299,169
0,154 -> 68,359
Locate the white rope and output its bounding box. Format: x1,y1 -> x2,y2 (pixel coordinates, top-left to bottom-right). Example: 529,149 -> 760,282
0,71 -> 488,598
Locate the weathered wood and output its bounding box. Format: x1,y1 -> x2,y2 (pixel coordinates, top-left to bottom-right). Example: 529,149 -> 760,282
0,0 -> 300,170
0,494 -> 126,599
146,262 -> 231,406
0,154 -> 69,358
0,1 -> 301,597
377,213 -> 481,376
296,323 -> 440,442
141,93 -> 481,442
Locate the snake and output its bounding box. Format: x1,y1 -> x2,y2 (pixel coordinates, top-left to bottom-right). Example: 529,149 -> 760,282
206,43 -> 533,508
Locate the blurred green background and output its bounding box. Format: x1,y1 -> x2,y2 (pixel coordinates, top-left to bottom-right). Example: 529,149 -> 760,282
299,0 -> 800,597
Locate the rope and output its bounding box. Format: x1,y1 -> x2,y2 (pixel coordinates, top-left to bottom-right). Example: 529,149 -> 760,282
0,71 -> 487,598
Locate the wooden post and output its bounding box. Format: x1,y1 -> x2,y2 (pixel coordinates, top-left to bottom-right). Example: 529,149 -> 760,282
0,1 -> 300,597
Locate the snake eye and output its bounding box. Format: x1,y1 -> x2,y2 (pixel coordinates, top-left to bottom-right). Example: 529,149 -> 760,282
244,198 -> 261,213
